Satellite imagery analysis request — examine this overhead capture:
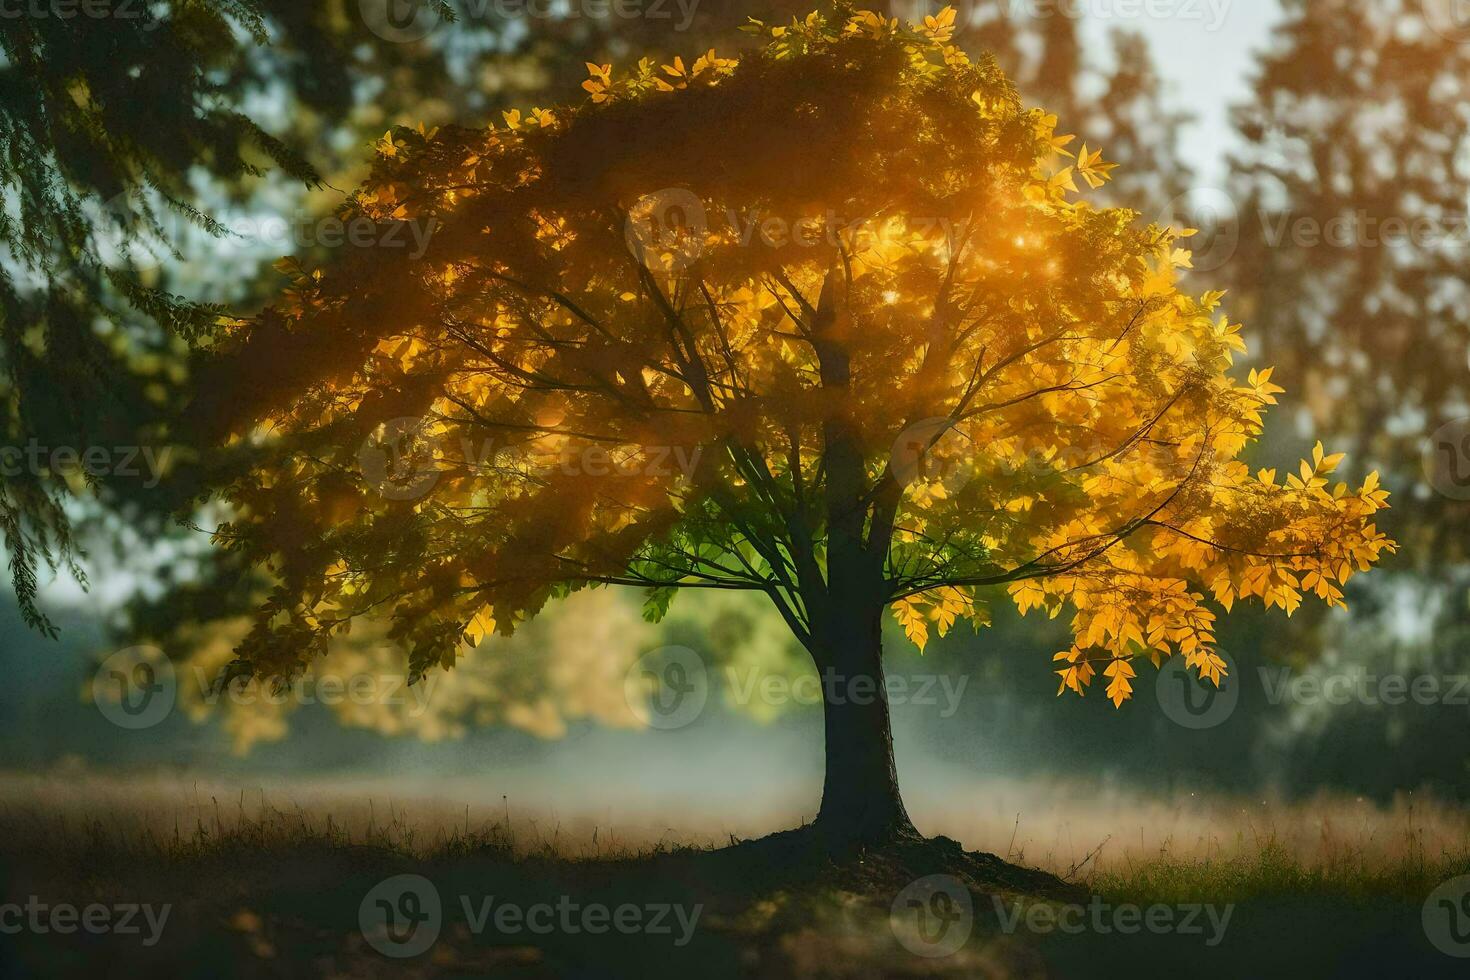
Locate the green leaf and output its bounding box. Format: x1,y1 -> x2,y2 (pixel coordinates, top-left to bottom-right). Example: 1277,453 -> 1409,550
642,586 -> 677,623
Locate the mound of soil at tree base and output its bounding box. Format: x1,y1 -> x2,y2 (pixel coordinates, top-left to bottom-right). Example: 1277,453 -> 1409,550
626,825 -> 1087,906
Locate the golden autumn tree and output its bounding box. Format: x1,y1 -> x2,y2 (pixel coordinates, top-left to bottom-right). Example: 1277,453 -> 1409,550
191,6 -> 1393,847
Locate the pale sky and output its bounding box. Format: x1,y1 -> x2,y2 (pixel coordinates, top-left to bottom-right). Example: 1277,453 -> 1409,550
1076,0 -> 1287,185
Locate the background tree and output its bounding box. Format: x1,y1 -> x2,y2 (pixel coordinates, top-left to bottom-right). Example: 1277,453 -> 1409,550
0,1 -> 483,628
188,7 -> 1392,847
0,2 -> 291,629
1091,28 -> 1193,212
1227,0 -> 1469,557
1220,0 -> 1470,795
949,2 -> 1192,212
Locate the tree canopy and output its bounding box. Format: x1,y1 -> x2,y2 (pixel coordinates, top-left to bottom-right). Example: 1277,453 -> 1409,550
0,1 -> 329,631
196,6 -> 1394,708
1229,0 -> 1470,563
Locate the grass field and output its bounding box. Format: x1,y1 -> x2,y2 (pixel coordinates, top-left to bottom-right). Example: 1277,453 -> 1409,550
2,772 -> 1468,977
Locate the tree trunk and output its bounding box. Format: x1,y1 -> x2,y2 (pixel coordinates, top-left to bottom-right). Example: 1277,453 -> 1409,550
806,266 -> 917,847
812,602 -> 919,847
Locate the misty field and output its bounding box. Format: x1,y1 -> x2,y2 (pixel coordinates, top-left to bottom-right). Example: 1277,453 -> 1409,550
3,772 -> 1467,978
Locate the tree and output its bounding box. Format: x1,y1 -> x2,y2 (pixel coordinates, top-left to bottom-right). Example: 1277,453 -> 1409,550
1217,0 -> 1470,794
1090,28 -> 1192,213
1227,0 -> 1469,560
0,0 -> 471,629
191,6 -> 1393,847
0,3 -> 283,628
162,588 -> 654,754
1028,1 -> 1084,113
947,2 -> 1195,214
128,0 -> 1192,658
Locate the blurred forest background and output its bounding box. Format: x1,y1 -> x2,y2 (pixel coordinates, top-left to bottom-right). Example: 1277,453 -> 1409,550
3,0 -> 1469,827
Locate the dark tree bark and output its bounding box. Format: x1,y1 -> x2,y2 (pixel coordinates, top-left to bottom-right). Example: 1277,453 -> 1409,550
801,265 -> 920,847
811,599 -> 918,847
